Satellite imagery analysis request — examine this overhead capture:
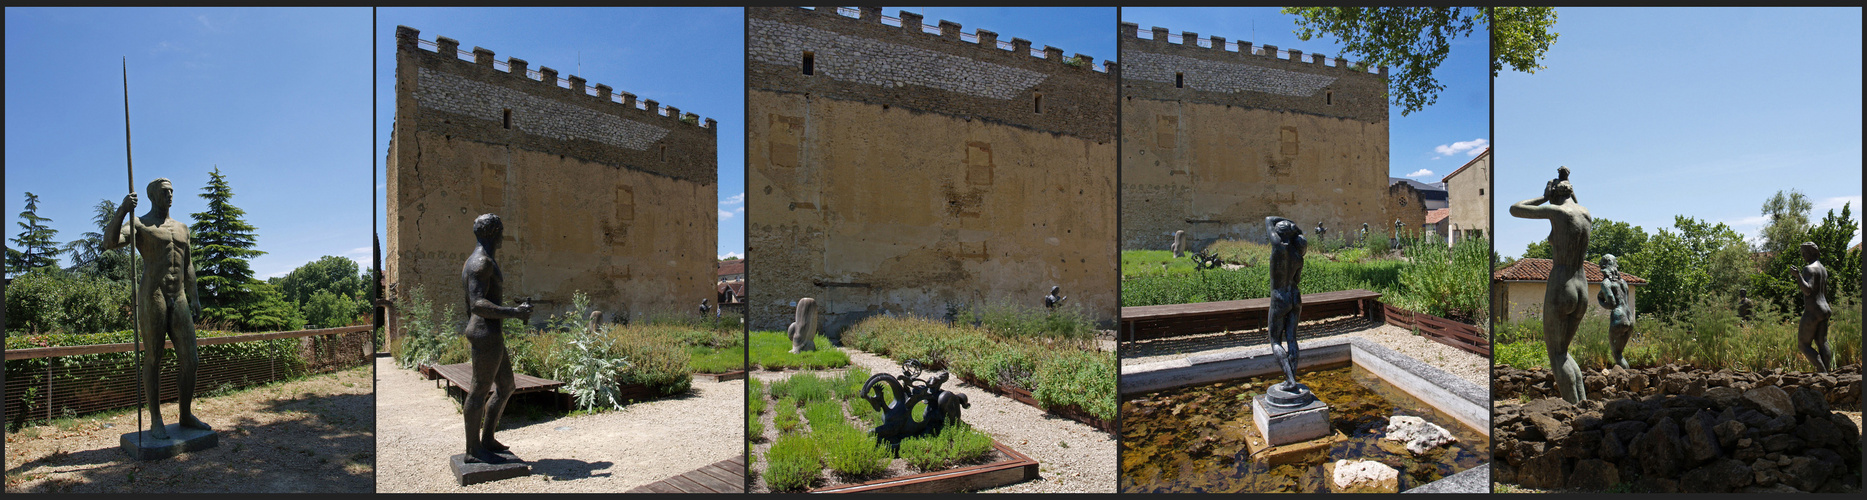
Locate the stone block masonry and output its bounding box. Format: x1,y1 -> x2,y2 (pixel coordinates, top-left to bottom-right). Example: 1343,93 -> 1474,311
747,7 -> 1117,332
1120,22 -> 1392,249
387,26 -> 717,337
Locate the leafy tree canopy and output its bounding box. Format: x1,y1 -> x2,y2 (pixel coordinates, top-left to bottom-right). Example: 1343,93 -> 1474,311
1283,7 -> 1558,116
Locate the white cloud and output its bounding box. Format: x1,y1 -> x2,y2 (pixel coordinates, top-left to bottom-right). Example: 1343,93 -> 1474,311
721,192 -> 745,206
1404,169 -> 1434,178
1432,138 -> 1489,159
1726,214 -> 1770,228
1814,195 -> 1863,212
718,252 -> 743,260
342,246 -> 373,268
734,206 -> 745,213
719,209 -> 733,219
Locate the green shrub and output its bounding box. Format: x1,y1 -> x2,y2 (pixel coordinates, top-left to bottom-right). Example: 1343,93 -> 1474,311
1492,338 -> 1548,370
774,398 -> 802,434
804,400 -> 845,433
748,377 -> 768,415
953,302 -> 1095,341
558,320 -> 633,412
837,366 -> 873,400
770,372 -> 836,405
4,268 -> 133,334
748,417 -> 766,443
899,423 -> 995,471
748,331 -> 850,370
391,286 -> 462,370
1030,349 -> 1117,421
1391,238 -> 1490,323
764,433 -> 822,491
819,423 -> 891,478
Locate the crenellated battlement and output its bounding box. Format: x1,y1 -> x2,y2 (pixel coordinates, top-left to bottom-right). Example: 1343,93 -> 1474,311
1120,21 -> 1384,77
806,7 -> 1115,74
396,26 -> 715,132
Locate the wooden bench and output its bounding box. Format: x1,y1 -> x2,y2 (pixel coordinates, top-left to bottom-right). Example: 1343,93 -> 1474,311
1120,289 -> 1384,342
427,362 -> 569,411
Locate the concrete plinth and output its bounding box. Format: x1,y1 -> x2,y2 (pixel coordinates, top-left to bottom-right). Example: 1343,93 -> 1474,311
1252,395 -> 1330,446
119,424 -> 219,461
450,452 -> 531,486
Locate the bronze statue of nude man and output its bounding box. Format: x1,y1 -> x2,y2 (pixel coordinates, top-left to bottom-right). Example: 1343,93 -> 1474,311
1510,167 -> 1592,402
460,214 -> 533,464
105,178 -> 210,440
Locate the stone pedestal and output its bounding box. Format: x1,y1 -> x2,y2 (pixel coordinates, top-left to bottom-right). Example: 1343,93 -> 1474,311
450,452 -> 532,486
119,424 -> 219,460
1252,394 -> 1330,446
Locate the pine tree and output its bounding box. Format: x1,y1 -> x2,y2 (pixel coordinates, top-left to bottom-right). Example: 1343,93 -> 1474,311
9,191 -> 63,275
190,167 -> 266,313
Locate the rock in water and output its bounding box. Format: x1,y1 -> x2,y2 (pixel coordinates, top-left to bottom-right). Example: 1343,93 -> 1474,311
1383,415 -> 1458,455
1331,459 -> 1400,493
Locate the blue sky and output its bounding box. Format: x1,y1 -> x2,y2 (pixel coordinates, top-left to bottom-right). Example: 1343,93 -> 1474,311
1496,7 -> 1862,258
373,7 -> 746,260
5,7 -> 372,279
1122,7 -> 1492,185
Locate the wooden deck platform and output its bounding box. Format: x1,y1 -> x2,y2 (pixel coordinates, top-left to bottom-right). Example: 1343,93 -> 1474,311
426,362 -> 569,410
1120,289 -> 1383,342
626,455 -> 745,493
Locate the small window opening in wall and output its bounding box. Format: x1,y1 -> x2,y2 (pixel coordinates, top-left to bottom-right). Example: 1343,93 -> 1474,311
802,51 -> 815,75
502,109 -> 512,129
1175,72 -> 1184,88
660,145 -> 667,162
1479,188 -> 1485,195
1034,94 -> 1043,113
1326,91 -> 1333,105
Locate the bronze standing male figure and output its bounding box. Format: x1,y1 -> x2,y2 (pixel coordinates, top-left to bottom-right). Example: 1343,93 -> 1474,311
105,178 -> 210,440
460,214 -> 533,464
1265,216 -> 1308,398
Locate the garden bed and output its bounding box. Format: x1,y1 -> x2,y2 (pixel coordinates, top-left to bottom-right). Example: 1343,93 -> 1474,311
954,374 -> 1116,433
747,370 -> 1039,493
748,331 -> 850,370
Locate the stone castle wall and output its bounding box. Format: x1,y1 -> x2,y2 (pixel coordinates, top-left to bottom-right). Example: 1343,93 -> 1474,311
1120,22 -> 1391,249
747,7 -> 1118,331
387,26 -> 717,331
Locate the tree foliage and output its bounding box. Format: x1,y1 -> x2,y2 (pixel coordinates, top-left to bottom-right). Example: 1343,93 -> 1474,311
1757,189 -> 1812,254
275,255 -> 366,306
1620,216 -> 1747,317
65,198 -> 135,282
1750,203 -> 1860,314
1522,217 -> 1647,263
190,167 -> 265,312
4,268 -> 133,334
1283,7 -> 1558,116
9,192 -> 62,274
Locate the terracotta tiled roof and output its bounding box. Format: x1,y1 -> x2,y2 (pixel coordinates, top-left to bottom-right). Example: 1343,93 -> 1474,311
1493,258 -> 1648,284
717,259 -> 745,276
1441,147 -> 1490,183
1424,208 -> 1450,225
717,281 -> 746,303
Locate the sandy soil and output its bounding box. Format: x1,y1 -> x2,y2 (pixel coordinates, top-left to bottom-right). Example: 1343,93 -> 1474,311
5,365 -> 374,493
372,355 -> 742,493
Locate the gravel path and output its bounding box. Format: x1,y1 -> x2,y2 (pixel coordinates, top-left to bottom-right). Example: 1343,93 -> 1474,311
1118,317 -> 1488,387
373,356 -> 742,493
841,349 -> 1116,493
5,364 -> 374,493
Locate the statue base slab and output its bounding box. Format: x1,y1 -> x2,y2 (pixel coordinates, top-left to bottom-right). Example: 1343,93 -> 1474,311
1252,395 -> 1330,446
450,452 -> 531,486
119,424 -> 219,461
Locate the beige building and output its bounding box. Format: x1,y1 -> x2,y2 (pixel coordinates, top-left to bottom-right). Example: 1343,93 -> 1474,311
1492,258 -> 1646,323
746,7 -> 1118,332
386,27 -> 718,335
1442,147 -> 1490,244
1120,23 -> 1390,249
